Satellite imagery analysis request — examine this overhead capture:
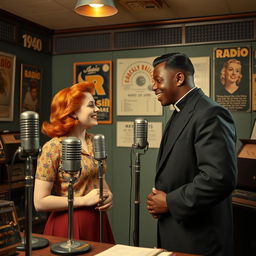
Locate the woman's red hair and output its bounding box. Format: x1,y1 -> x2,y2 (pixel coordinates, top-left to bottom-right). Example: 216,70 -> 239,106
42,82 -> 95,138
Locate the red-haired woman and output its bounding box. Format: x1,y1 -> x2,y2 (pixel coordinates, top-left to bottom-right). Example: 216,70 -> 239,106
34,82 -> 115,243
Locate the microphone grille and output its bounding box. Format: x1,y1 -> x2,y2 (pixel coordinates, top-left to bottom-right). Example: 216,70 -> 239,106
61,137 -> 81,172
134,118 -> 148,149
20,111 -> 39,139
20,111 -> 39,153
93,134 -> 106,160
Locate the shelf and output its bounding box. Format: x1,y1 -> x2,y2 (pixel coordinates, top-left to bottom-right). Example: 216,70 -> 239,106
0,182 -> 25,193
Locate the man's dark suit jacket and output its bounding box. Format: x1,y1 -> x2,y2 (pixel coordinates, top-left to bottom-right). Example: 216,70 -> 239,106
156,88 -> 237,256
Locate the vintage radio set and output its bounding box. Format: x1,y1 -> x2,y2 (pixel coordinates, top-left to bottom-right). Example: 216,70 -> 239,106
0,200 -> 21,256
237,139 -> 256,192
0,132 -> 25,183
232,138 -> 256,201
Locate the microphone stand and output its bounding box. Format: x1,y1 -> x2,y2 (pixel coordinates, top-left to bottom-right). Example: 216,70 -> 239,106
16,149 -> 49,255
132,144 -> 148,247
51,170 -> 91,255
98,160 -> 104,243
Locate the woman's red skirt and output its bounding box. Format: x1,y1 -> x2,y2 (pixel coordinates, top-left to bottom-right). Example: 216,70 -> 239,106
43,207 -> 115,244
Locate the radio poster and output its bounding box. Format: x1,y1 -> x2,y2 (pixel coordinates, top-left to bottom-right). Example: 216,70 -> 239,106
213,46 -> 251,112
20,64 -> 42,113
74,61 -> 112,124
0,52 -> 16,121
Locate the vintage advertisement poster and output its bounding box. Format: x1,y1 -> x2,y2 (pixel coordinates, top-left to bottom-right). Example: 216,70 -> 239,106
0,52 -> 16,121
252,49 -> 256,111
116,121 -> 162,148
74,61 -> 112,124
117,57 -> 162,116
213,46 -> 251,112
20,64 -> 42,113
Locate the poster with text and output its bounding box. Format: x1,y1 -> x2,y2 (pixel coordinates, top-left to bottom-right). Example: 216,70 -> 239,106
252,49 -> 256,111
20,64 -> 42,113
0,52 -> 16,121
213,46 -> 251,112
117,57 -> 162,116
74,61 -> 112,124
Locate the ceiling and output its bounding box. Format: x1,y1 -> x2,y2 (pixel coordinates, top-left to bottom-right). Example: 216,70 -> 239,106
0,0 -> 256,31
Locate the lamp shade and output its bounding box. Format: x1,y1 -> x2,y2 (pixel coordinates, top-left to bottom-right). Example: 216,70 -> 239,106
74,0 -> 118,17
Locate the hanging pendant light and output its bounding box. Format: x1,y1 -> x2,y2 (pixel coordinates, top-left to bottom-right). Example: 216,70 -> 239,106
74,0 -> 118,17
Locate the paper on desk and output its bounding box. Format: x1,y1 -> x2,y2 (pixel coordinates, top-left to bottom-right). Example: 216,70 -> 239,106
95,244 -> 173,256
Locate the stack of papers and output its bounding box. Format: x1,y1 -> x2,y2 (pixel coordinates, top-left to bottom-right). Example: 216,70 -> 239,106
95,244 -> 173,256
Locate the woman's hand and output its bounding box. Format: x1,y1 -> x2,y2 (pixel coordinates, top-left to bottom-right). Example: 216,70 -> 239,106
95,190 -> 113,211
82,189 -> 109,207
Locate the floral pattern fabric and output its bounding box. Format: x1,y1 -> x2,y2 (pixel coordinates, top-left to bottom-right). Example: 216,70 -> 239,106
35,133 -> 106,197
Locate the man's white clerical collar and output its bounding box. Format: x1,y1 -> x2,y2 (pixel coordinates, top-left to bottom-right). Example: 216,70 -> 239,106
173,87 -> 196,112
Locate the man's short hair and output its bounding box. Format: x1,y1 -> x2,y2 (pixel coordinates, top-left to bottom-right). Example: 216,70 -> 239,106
153,53 -> 195,75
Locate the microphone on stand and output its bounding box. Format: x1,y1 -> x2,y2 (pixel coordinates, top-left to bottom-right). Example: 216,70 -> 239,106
93,134 -> 106,243
51,137 -> 91,255
20,111 -> 40,155
62,137 -> 81,173
133,118 -> 148,149
132,118 -> 148,247
16,111 -> 49,254
93,134 -> 107,160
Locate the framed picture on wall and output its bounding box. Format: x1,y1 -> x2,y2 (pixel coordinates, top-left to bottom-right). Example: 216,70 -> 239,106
73,61 -> 112,124
0,52 -> 16,121
20,64 -> 42,113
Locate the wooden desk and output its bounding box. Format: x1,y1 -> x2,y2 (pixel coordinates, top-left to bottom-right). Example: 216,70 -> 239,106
232,196 -> 256,256
15,233 -> 200,256
232,196 -> 256,209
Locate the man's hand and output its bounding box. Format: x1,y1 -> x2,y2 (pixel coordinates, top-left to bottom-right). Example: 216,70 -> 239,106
146,188 -> 168,218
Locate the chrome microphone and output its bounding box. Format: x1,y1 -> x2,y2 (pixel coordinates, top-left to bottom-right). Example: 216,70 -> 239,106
20,111 -> 40,155
61,137 -> 81,173
133,118 -> 148,149
93,134 -> 107,161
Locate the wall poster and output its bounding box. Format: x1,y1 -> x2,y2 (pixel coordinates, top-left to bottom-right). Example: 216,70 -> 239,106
213,46 -> 251,112
20,64 -> 42,113
0,52 -> 16,121
74,61 -> 112,124
252,49 -> 256,111
117,57 -> 162,116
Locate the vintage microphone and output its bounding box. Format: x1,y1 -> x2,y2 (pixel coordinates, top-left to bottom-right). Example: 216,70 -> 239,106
16,111 -> 49,255
51,137 -> 91,255
93,134 -> 107,243
132,118 -> 148,247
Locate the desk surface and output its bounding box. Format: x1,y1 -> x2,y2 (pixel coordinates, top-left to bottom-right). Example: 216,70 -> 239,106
15,233 -> 200,256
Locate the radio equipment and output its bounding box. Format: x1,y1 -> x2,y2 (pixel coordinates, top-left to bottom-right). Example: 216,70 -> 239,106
0,200 -> 21,256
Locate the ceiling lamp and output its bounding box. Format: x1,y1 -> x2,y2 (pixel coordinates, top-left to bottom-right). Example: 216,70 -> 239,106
74,0 -> 118,17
